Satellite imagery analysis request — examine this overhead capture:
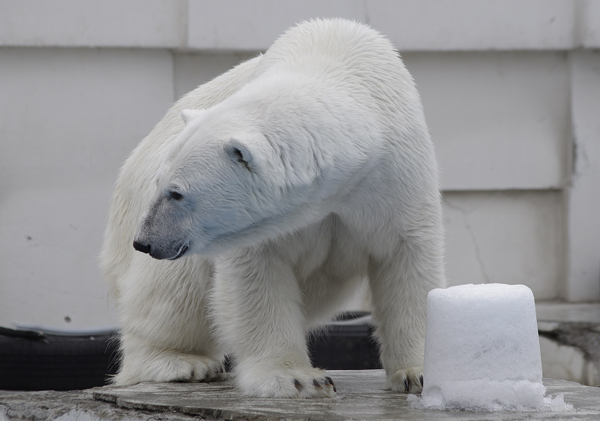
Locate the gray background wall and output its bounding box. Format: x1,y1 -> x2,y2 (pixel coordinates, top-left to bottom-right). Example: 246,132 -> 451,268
1,0 -> 599,330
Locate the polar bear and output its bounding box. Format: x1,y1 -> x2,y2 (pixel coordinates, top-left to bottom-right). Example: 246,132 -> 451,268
101,18 -> 445,398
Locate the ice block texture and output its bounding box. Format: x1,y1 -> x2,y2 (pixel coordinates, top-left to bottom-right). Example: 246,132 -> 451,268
420,284 -> 547,410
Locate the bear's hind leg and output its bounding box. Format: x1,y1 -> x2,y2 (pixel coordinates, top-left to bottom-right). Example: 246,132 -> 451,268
367,236 -> 444,394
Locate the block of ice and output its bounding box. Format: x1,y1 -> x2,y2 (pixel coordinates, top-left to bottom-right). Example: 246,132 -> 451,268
411,284 -> 572,411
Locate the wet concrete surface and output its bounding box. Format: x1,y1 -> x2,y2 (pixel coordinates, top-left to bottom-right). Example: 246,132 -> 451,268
91,370 -> 600,420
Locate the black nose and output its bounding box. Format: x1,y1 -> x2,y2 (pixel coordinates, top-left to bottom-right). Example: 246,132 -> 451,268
133,240 -> 151,254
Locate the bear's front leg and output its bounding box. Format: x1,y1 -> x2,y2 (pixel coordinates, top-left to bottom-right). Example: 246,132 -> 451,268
116,332 -> 225,385
213,247 -> 335,398
112,257 -> 226,386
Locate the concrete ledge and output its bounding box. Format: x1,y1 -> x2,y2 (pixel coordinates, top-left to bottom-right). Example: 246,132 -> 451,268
537,303 -> 600,386
3,371 -> 600,420
537,303 -> 600,324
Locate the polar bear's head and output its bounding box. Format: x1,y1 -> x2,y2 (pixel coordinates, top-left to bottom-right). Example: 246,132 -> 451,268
132,80 -> 362,260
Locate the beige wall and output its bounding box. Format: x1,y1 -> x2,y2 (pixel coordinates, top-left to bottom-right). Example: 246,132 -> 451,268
1,0 -> 599,329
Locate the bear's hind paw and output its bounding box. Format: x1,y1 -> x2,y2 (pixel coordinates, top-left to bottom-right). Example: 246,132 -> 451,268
387,366 -> 424,394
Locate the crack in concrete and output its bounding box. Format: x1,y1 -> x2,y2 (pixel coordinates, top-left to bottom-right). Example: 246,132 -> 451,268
445,199 -> 491,284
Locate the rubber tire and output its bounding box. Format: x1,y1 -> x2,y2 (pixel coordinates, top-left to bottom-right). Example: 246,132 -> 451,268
308,323 -> 381,370
0,332 -> 120,391
0,312 -> 377,390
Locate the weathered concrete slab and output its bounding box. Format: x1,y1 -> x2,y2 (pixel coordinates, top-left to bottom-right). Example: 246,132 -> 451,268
0,388 -> 211,420
91,370 -> 600,421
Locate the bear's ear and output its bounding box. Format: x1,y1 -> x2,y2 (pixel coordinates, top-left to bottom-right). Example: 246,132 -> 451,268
224,139 -> 254,172
180,109 -> 203,125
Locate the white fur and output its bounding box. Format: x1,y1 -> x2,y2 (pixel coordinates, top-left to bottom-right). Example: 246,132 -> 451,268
100,18 -> 445,398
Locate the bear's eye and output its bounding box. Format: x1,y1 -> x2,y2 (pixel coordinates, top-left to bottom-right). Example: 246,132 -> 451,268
169,191 -> 183,201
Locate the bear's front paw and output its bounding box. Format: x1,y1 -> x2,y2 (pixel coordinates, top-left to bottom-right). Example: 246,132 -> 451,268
388,366 -> 424,394
115,351 -> 225,385
237,366 -> 336,398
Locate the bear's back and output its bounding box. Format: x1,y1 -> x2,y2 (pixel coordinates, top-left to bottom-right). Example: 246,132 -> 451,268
252,19 -> 421,126
256,19 -> 392,72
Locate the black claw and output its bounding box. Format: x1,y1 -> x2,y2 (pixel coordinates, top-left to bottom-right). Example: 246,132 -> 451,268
333,386 -> 337,392
313,379 -> 322,388
325,376 -> 335,386
294,379 -> 303,390
404,377 -> 409,393
419,375 -> 424,387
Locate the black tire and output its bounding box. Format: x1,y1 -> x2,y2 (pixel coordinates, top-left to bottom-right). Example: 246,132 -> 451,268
308,312 -> 381,370
0,331 -> 120,391
0,311 -> 376,391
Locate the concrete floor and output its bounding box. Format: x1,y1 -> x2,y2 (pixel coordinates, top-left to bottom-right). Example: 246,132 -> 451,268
2,370 -> 600,420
